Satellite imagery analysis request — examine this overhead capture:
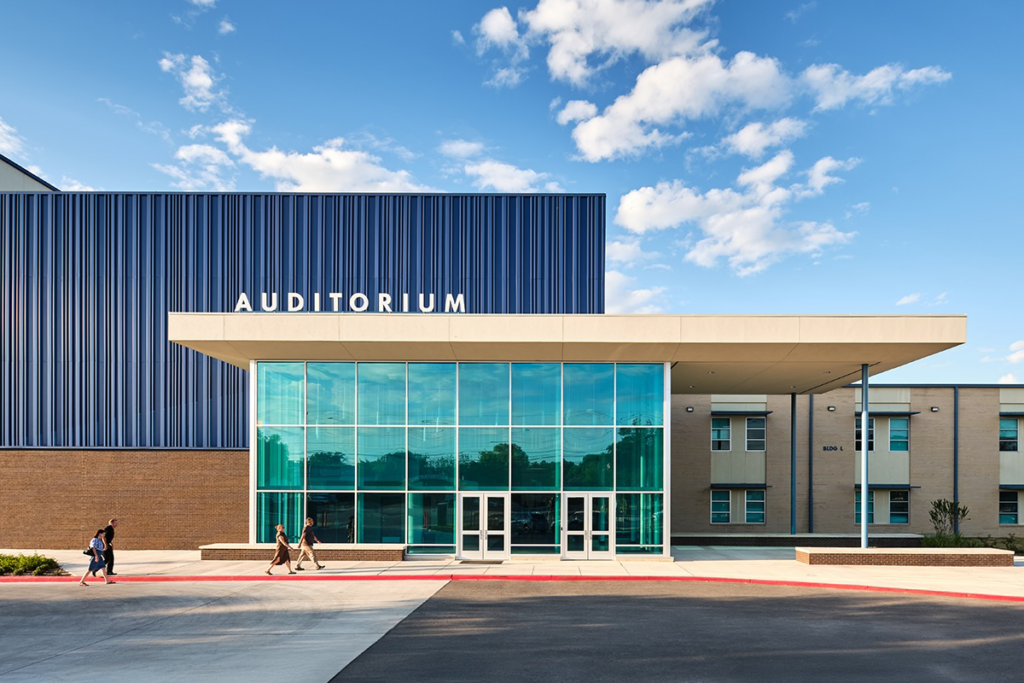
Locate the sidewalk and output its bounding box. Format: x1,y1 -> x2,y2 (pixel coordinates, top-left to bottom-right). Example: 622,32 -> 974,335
3,546 -> 1023,600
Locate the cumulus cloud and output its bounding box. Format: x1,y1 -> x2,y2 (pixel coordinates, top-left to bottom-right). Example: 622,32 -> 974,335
1009,341 -> 1024,365
605,270 -> 666,314
802,63 -> 951,111
797,155 -> 860,197
452,30 -> 466,45
607,238 -> 659,267
218,18 -> 235,34
896,293 -> 921,306
463,159 -> 560,192
999,374 -> 1020,385
475,7 -> 529,87
615,151 -> 856,275
189,0 -> 216,6
206,119 -> 430,192
556,100 -> 598,125
0,116 -> 26,156
59,177 -> 96,191
722,118 -> 807,158
439,139 -> 485,158
153,142 -> 236,191
570,51 -> 790,161
159,53 -> 224,112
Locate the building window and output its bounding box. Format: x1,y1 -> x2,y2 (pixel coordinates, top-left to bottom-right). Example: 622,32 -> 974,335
745,490 -> 766,524
746,417 -> 766,452
889,490 -> 910,524
854,490 -> 874,524
889,418 -> 909,452
711,490 -> 731,523
855,417 -> 875,452
1000,418 -> 1019,452
1000,491 -> 1019,525
711,418 -> 731,451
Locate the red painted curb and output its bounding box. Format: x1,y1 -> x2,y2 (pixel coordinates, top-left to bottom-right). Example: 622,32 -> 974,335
2,574 -> 1024,602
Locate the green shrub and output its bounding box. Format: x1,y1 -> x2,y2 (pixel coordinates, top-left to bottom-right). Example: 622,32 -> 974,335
922,533 -> 970,547
929,499 -> 970,536
0,553 -> 64,576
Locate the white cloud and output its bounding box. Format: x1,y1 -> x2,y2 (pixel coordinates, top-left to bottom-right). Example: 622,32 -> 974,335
607,238 -> 659,267
999,374 -> 1020,385
1009,340 -> 1024,364
205,119 -> 430,192
153,142 -> 236,191
189,0 -> 216,6
785,1 -> 816,23
802,62 -> 951,111
0,116 -> 26,156
452,30 -> 466,45
486,66 -> 526,88
722,118 -> 807,158
797,155 -> 860,197
159,53 -> 224,112
476,7 -> 522,53
605,270 -> 666,314
176,143 -> 234,166
927,292 -> 948,307
896,293 -> 921,306
556,100 -> 598,125
218,18 -> 235,34
615,151 -> 855,275
463,159 -> 555,192
845,201 -> 870,218
98,98 -> 172,144
519,0 -> 713,86
570,51 -> 791,161
59,177 -> 96,191
439,139 -> 485,158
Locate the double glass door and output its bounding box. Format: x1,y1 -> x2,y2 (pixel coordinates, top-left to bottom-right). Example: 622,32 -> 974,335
459,493 -> 509,560
563,494 -> 614,560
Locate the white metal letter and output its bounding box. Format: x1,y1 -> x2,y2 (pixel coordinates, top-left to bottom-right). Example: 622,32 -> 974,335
329,292 -> 344,312
350,293 -> 369,312
261,292 -> 278,312
313,292 -> 321,312
378,293 -> 392,313
287,292 -> 304,312
402,293 -> 409,312
418,293 -> 435,313
234,292 -> 253,313
444,293 -> 466,313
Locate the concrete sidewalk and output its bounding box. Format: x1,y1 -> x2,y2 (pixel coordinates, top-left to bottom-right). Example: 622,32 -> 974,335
4,547 -> 1023,600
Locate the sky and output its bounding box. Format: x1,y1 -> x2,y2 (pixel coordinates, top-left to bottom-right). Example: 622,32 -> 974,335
0,0 -> 1021,385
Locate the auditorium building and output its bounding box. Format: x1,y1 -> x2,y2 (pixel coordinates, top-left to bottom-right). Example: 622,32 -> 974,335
4,160 -> 1015,557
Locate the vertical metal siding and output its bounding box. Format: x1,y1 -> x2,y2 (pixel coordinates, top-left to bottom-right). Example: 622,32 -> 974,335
0,193 -> 605,448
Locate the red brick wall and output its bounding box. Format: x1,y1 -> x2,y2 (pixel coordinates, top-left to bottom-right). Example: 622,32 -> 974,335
0,449 -> 249,550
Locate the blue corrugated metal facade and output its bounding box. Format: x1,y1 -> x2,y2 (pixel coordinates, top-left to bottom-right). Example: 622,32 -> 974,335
0,192 -> 605,448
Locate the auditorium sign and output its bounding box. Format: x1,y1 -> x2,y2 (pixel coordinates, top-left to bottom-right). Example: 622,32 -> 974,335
233,292 -> 466,313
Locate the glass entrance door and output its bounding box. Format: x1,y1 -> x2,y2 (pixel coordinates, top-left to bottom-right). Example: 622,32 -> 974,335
459,493 -> 509,560
563,494 -> 614,560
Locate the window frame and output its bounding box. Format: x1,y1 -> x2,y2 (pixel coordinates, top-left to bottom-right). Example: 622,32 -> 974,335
888,417 -> 909,452
710,489 -> 731,524
744,489 -> 766,524
889,490 -> 910,524
999,490 -> 1019,525
855,417 -> 875,452
745,416 -> 766,452
1000,418 -> 1019,453
711,417 -> 731,452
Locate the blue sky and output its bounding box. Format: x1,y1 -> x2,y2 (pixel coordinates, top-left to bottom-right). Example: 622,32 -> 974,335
1,0 -> 1021,384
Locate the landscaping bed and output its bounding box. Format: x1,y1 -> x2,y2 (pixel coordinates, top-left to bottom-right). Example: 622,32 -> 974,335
0,553 -> 69,576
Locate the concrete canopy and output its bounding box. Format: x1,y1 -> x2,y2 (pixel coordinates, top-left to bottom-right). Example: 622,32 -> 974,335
168,313 -> 966,395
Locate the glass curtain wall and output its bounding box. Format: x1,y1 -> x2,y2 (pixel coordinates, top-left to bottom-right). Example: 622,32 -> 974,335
254,362 -> 666,555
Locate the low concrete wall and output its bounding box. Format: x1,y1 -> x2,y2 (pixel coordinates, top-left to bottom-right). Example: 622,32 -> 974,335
0,449 -> 249,550
796,547 -> 1015,567
200,543 -> 405,562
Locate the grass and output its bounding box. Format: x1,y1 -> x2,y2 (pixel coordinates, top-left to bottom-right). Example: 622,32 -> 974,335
0,553 -> 67,576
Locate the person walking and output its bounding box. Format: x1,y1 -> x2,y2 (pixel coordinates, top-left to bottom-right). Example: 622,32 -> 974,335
79,529 -> 114,585
264,524 -> 297,575
102,519 -> 118,575
294,517 -> 325,571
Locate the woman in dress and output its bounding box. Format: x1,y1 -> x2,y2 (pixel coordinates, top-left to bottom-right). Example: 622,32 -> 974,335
79,529 -> 114,585
264,523 -> 297,575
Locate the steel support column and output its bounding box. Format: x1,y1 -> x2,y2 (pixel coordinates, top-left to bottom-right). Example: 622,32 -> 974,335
860,363 -> 870,549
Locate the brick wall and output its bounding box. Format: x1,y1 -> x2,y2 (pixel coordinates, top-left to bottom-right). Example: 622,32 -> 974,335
0,449 -> 249,550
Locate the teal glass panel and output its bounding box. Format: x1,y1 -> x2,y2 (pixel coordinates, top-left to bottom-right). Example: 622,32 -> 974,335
564,364 -> 614,426
257,427 -> 304,490
511,494 -> 559,546
357,493 -> 405,543
511,364 -> 561,425
616,364 -> 664,426
567,535 -> 584,551
616,493 -> 663,546
357,427 -> 406,489
408,427 -> 456,490
889,490 -> 910,524
889,418 -> 909,451
855,490 -> 875,524
306,492 -> 355,543
256,492 -> 303,543
459,364 -> 510,425
616,428 -> 663,491
592,497 -> 610,532
408,493 -> 456,544
358,363 -> 406,425
458,427 -> 510,490
306,427 -> 355,490
745,490 -> 766,524
257,362 -> 305,425
592,535 -> 609,552
711,490 -> 730,524
511,546 -> 560,555
616,545 -> 663,554
306,363 -> 355,425
999,491 -> 1018,525
563,428 -> 613,490
407,545 -> 456,555
511,428 -> 560,490
408,363 -> 456,426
